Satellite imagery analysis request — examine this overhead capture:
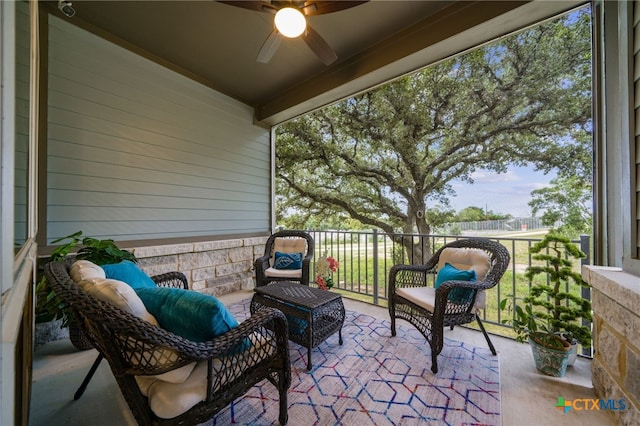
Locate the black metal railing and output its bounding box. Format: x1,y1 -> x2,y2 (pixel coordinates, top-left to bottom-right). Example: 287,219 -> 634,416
306,229 -> 591,353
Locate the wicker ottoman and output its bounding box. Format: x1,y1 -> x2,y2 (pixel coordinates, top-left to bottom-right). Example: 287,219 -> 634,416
250,281 -> 345,370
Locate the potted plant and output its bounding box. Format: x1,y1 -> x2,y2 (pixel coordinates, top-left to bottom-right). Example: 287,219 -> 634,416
36,231 -> 137,349
315,252 -> 340,290
501,231 -> 592,377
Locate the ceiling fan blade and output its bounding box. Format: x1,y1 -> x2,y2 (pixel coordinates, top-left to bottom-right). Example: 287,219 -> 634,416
217,1 -> 276,14
302,1 -> 368,16
256,29 -> 282,63
302,24 -> 337,65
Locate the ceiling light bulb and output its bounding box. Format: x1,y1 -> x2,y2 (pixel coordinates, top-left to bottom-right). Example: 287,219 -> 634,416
274,7 -> 306,38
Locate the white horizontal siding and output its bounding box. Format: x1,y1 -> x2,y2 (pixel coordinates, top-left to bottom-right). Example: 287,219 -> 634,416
47,15 -> 270,242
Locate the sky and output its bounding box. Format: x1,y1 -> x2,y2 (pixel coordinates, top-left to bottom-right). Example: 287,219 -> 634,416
446,166 -> 556,218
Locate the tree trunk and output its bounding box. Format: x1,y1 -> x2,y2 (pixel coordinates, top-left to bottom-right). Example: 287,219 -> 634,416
393,214 -> 433,265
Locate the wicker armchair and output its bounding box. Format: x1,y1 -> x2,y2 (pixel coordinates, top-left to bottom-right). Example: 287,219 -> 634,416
254,230 -> 314,287
45,260 -> 291,425
388,238 -> 510,374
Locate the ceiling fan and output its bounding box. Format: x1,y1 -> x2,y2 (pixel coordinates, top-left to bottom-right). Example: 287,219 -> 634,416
218,1 -> 368,65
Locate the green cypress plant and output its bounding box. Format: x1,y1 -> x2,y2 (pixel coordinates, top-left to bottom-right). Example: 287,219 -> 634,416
501,230 -> 592,350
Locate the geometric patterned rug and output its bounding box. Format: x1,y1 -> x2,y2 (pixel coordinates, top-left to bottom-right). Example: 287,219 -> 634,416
204,299 -> 500,426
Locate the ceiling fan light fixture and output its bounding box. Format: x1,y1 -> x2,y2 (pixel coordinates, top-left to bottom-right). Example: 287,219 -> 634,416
274,7 -> 306,38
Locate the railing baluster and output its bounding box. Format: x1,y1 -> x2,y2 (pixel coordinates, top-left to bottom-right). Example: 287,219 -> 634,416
372,229 -> 379,304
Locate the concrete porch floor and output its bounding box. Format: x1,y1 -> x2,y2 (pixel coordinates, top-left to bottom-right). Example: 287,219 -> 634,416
29,290 -> 615,426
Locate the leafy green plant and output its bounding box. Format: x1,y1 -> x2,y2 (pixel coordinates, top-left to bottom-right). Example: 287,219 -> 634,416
35,231 -> 137,326
501,297 -> 568,351
75,236 -> 136,265
500,230 -> 592,350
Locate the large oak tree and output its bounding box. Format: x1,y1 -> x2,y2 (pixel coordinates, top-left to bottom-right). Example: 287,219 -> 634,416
276,9 -> 592,263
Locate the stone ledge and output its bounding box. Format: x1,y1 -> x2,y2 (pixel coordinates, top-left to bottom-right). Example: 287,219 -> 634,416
582,266 -> 640,313
194,239 -> 242,252
245,236 -> 269,243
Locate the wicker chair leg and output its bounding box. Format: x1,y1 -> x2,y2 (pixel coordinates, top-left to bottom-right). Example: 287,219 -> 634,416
476,313 -> 497,356
278,385 -> 288,425
430,345 -> 439,374
389,304 -> 397,337
74,354 -> 103,400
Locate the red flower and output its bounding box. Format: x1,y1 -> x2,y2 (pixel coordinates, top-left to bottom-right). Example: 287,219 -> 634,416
315,274 -> 328,290
327,256 -> 339,273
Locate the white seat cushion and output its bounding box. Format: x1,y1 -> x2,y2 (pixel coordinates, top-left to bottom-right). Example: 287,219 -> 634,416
397,286 -> 436,312
137,360 -> 217,419
264,267 -> 303,278
397,285 -> 486,313
137,332 -> 270,419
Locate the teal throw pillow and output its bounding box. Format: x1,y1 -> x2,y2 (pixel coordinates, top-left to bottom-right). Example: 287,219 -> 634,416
102,260 -> 156,290
435,263 -> 477,304
273,251 -> 303,270
135,287 -> 240,342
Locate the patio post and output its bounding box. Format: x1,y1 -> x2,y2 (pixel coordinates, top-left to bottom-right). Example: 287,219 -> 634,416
580,234 -> 592,356
372,229 -> 379,305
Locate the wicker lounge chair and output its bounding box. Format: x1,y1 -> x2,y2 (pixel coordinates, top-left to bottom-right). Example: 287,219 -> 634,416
45,259 -> 291,425
254,230 -> 315,287
388,238 -> 510,373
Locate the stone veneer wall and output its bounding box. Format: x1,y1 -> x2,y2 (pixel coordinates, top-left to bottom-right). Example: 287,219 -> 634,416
582,266 -> 640,425
131,236 -> 269,297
